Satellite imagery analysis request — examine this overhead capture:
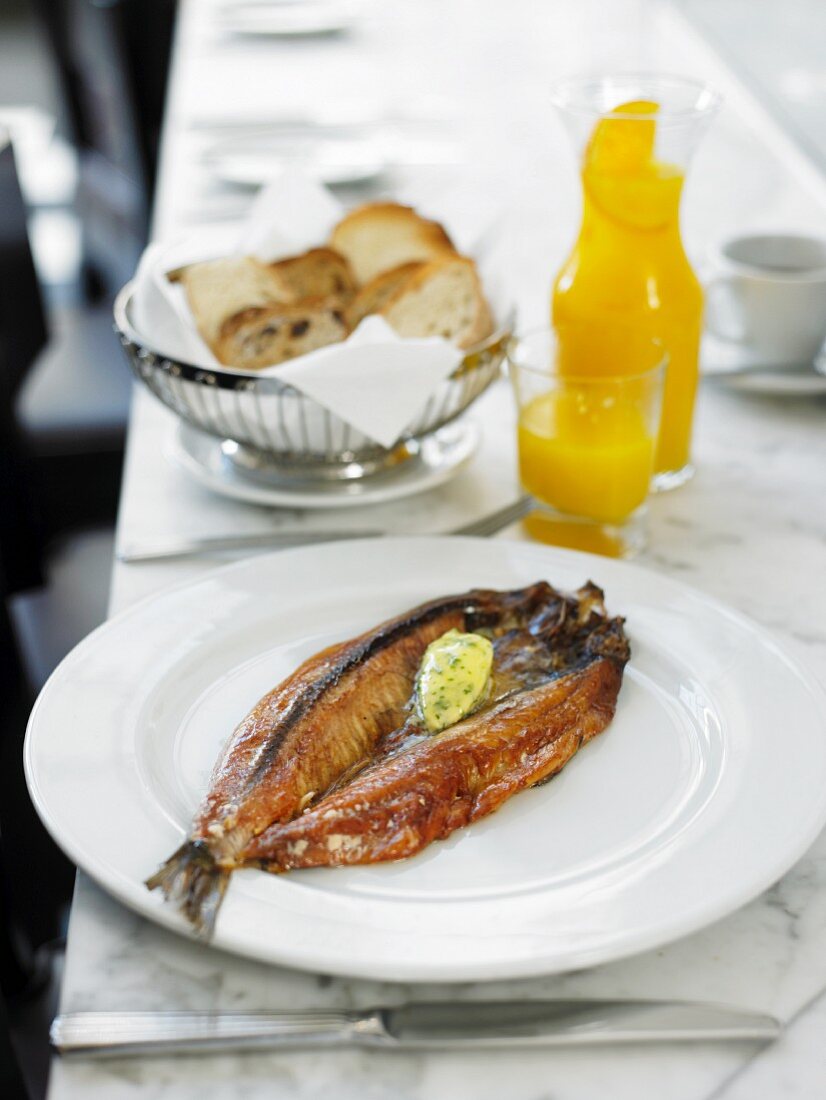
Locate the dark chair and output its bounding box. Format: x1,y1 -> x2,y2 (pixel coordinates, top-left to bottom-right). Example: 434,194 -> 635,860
0,140 -> 117,981
0,984 -> 30,1100
0,137 -> 118,674
0,136 -> 48,593
30,0 -> 178,297
16,305 -> 130,541
0,381 -> 74,1001
0,136 -> 130,540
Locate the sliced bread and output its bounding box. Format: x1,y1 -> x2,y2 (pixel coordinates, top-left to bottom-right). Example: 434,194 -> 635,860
345,261 -> 423,328
380,256 -> 494,349
329,203 -> 456,285
174,257 -> 290,348
270,247 -> 357,305
214,300 -> 348,370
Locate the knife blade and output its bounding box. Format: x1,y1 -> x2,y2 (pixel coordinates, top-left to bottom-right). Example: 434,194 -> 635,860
115,496 -> 533,563
116,528 -> 382,563
51,1000 -> 780,1058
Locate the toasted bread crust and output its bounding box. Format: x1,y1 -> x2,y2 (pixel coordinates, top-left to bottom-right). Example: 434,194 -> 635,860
333,202 -> 455,245
461,293 -> 496,349
215,299 -> 348,370
172,203 -> 494,366
380,255 -> 494,349
329,202 -> 457,285
345,261 -> 424,328
270,247 -> 357,305
176,257 -> 290,347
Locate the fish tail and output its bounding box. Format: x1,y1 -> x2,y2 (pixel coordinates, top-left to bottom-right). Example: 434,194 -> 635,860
145,840 -> 229,940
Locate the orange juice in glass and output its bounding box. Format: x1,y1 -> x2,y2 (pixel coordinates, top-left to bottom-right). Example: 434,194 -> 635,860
551,76 -> 719,488
509,328 -> 666,557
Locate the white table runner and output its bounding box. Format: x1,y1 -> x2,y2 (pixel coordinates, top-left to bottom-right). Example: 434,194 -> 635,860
48,1 -> 826,1096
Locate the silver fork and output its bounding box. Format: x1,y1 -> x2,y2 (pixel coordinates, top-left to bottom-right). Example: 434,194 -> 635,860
451,495 -> 533,537
117,496 -> 534,564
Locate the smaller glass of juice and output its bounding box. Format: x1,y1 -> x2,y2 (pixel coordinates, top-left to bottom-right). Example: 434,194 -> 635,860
508,327 -> 666,557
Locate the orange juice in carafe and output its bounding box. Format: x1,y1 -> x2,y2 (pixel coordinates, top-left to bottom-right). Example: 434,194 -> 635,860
552,97 -> 707,482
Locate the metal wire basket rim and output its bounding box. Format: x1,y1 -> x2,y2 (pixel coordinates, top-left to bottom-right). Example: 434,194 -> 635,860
113,281 -> 515,394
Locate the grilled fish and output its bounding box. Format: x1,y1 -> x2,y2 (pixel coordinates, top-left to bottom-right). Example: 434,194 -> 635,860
244,588 -> 629,871
147,582 -> 572,935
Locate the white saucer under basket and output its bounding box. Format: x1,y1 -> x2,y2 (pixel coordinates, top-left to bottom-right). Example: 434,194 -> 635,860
114,280 -> 510,488
168,419 -> 479,508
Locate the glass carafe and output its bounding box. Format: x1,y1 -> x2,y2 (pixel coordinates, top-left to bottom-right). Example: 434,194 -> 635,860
551,75 -> 720,488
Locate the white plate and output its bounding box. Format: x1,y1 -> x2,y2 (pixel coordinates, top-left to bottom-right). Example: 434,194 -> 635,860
168,420 -> 479,508
215,0 -> 358,38
202,130 -> 387,189
25,539 -> 826,982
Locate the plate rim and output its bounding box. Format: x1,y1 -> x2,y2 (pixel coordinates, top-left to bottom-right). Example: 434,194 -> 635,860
24,537 -> 826,981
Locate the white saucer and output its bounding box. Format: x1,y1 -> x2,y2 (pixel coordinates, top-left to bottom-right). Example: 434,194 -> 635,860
202,129 -> 387,189
214,0 -> 359,38
701,333 -> 826,396
168,420 -> 479,509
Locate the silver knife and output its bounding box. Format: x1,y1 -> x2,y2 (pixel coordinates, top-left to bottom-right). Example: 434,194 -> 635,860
117,528 -> 382,564
51,1001 -> 780,1058
116,497 -> 534,563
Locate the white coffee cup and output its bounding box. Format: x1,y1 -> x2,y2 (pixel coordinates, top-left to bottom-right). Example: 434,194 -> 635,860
705,233 -> 826,367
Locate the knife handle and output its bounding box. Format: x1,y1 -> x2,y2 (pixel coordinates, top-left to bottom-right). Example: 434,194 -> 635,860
117,529 -> 382,563
51,1011 -> 387,1058
51,1002 -> 781,1059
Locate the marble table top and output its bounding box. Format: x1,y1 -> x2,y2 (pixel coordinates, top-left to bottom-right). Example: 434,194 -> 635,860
47,0 -> 826,1096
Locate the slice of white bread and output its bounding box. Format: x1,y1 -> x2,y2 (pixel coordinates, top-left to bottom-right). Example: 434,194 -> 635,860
345,261 -> 423,329
173,257 -> 290,348
380,256 -> 494,349
270,247 -> 357,305
330,203 -> 457,285
214,300 -> 348,370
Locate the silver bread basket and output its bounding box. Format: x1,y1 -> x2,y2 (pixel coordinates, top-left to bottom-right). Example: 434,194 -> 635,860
114,281 -> 510,481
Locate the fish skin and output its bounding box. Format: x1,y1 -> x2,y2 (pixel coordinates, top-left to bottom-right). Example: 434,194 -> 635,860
189,606 -> 463,863
243,615 -> 628,872
191,583 -> 555,861
146,582 -> 562,934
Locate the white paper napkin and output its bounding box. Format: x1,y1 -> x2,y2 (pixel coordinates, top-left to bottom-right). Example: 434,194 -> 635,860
130,171 -> 500,447
236,169 -> 342,259
274,316 -> 461,447
132,243 -> 220,368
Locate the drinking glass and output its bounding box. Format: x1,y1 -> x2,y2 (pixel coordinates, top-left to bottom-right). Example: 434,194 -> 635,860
508,327 -> 666,557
